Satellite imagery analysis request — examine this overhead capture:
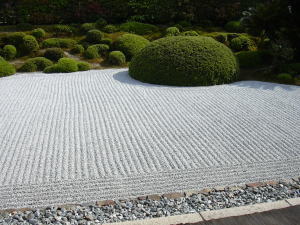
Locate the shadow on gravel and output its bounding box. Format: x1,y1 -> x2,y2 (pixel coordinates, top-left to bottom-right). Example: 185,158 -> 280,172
230,81 -> 298,91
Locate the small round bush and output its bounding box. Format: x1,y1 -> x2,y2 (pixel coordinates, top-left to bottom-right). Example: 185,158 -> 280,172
103,25 -> 118,33
44,58 -> 78,73
77,62 -> 91,71
95,18 -> 107,29
42,38 -> 76,48
19,57 -> 53,72
235,51 -> 266,68
31,28 -> 46,39
84,44 -> 109,59
1,45 -> 17,60
109,51 -> 126,66
86,29 -> 104,44
230,36 -> 254,52
52,25 -> 73,35
180,31 -> 199,36
276,73 -> 294,83
21,35 -> 39,54
44,48 -> 65,61
81,23 -> 96,33
129,36 -> 239,86
114,34 -> 149,60
100,38 -> 113,47
119,22 -> 158,35
165,27 -> 180,37
225,21 -> 244,33
0,57 -> 16,77
70,44 -> 84,55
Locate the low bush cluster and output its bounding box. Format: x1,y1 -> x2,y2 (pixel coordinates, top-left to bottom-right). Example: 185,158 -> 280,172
42,38 -> 76,48
103,25 -> 119,33
44,58 -> 90,73
84,44 -> 110,59
114,34 -> 149,60
70,44 -> 85,55
180,31 -> 199,36
0,45 -> 17,60
0,56 -> 16,77
129,36 -> 239,86
44,48 -> 65,61
19,57 -> 53,72
52,25 -> 73,35
119,22 -> 158,35
165,27 -> 180,37
31,28 -> 46,39
86,29 -> 104,44
108,51 -> 126,66
230,36 -> 255,52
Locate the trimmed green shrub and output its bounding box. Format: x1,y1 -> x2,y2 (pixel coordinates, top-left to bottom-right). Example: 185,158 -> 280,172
21,35 -> 39,54
0,57 -> 16,77
129,36 -> 239,86
86,29 -> 104,44
5,32 -> 26,47
44,58 -> 90,73
19,57 -> 53,72
77,62 -> 91,71
165,27 -> 180,37
225,21 -> 244,33
235,51 -> 266,68
1,45 -> 17,60
114,34 -> 149,60
100,38 -> 113,47
230,36 -> 255,51
180,31 -> 199,36
109,51 -> 126,66
119,22 -> 158,35
81,23 -> 96,33
44,48 -> 65,61
52,25 -> 73,35
84,44 -> 109,59
31,28 -> 46,39
103,25 -> 118,33
42,38 -> 76,48
276,73 -> 294,83
70,44 -> 84,55
44,58 -> 78,73
95,18 -> 107,29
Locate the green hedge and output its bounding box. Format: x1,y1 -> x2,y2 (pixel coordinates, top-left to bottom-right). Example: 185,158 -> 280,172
44,58 -> 90,73
109,51 -> 126,65
0,56 -> 16,77
114,34 -> 149,60
42,38 -> 76,49
19,57 -> 53,72
119,22 -> 158,35
129,36 -> 239,86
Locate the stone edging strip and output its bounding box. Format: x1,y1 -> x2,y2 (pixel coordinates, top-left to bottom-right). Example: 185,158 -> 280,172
106,198 -> 300,225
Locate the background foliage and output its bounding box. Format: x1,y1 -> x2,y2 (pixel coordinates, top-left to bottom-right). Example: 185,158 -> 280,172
0,0 -> 269,25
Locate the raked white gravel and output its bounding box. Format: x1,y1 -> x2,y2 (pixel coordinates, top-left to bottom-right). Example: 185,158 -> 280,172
0,69 -> 299,209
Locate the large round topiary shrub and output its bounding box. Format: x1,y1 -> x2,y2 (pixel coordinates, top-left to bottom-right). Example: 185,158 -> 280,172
109,51 -> 126,66
19,57 -> 53,72
21,35 -> 39,54
0,56 -> 16,77
86,29 -> 104,44
114,34 -> 149,60
44,48 -> 65,61
1,45 -> 17,60
129,36 -> 239,86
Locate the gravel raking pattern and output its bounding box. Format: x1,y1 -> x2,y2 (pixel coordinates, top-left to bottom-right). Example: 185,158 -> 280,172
0,179 -> 300,225
0,69 -> 300,210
